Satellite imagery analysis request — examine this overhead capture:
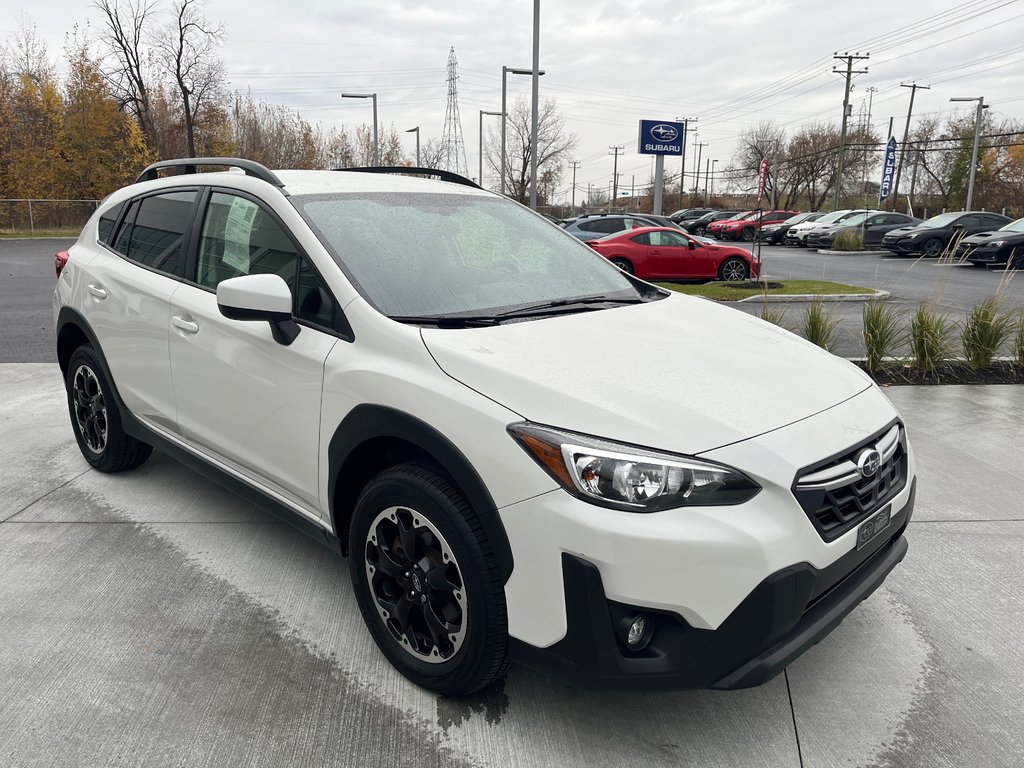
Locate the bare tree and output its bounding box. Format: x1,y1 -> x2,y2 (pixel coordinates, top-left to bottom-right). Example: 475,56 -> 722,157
93,0 -> 157,143
157,0 -> 223,157
484,97 -> 576,202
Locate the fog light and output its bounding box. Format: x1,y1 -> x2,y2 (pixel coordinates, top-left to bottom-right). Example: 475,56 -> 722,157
621,613 -> 654,652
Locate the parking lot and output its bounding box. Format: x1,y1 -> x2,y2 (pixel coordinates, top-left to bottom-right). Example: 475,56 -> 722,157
2,238 -> 1024,767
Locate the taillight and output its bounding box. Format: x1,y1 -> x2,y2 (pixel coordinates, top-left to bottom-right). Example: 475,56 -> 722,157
55,250 -> 70,277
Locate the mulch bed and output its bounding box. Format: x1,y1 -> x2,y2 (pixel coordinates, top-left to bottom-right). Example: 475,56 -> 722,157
854,360 -> 1024,386
722,281 -> 784,290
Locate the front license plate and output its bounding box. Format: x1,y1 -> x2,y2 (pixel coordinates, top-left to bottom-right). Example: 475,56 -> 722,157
857,505 -> 892,550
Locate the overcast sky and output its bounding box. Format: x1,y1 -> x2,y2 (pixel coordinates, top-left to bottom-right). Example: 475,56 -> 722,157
9,0 -> 1024,202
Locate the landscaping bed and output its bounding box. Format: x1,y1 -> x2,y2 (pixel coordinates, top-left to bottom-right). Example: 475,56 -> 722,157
657,279 -> 876,301
858,361 -> 1023,386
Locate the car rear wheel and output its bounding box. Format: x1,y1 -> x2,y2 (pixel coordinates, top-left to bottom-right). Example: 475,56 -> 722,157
719,257 -> 749,282
611,257 -> 634,275
349,463 -> 510,696
66,345 -> 152,472
921,238 -> 944,258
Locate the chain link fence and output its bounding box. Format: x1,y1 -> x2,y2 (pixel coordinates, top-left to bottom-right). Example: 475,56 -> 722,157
1,199 -> 101,236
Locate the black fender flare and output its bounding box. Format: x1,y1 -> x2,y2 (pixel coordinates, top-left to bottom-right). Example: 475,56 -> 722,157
328,404 -> 514,583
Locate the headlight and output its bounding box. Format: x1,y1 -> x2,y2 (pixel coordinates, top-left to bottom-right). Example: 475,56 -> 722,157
986,240 -> 1005,248
508,423 -> 761,512
906,232 -> 922,239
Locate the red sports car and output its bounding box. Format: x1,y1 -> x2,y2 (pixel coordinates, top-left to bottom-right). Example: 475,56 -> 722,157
588,227 -> 759,281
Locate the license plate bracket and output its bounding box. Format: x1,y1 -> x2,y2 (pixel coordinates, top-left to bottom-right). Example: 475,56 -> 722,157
857,504 -> 892,550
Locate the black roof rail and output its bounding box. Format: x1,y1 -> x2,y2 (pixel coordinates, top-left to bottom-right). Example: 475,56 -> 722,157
333,166 -> 481,190
135,157 -> 285,187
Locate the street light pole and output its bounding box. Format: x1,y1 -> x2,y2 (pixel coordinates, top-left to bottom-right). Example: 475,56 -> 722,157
342,92 -> 378,166
529,0 -> 541,210
501,66 -> 545,198
405,126 -> 419,166
479,110 -> 501,189
950,96 -> 988,210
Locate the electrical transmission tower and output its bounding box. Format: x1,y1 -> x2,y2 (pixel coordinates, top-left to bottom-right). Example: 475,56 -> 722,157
439,47 -> 469,177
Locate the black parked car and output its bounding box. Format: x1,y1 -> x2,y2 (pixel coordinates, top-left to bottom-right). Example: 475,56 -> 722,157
681,210 -> 742,236
816,212 -> 919,249
668,207 -> 715,224
957,217 -> 1024,268
562,213 -> 683,242
762,212 -> 823,245
881,211 -> 1012,257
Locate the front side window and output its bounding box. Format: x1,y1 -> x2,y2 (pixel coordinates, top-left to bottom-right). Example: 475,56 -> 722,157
295,192 -> 642,319
196,192 -> 335,328
126,190 -> 197,276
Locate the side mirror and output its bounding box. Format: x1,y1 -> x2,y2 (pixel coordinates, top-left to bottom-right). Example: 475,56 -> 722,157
688,240 -> 697,250
217,273 -> 300,345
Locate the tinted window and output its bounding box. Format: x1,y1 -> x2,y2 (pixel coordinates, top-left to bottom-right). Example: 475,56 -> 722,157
982,215 -> 1009,228
649,230 -> 688,247
630,233 -> 650,246
97,202 -> 123,246
112,199 -> 140,256
126,191 -> 196,275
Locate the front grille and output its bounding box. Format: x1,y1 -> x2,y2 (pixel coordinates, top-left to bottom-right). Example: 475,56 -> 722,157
792,423 -> 907,542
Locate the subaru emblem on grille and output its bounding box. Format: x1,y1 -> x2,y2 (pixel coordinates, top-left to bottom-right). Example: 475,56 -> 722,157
857,448 -> 882,478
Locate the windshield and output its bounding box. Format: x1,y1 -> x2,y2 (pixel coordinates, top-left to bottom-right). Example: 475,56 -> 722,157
839,213 -> 869,227
919,212 -> 963,228
813,210 -> 853,225
999,218 -> 1024,233
294,192 -> 647,319
782,212 -> 816,225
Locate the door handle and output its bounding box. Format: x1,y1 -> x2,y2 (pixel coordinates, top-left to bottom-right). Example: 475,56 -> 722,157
171,315 -> 199,335
87,284 -> 107,300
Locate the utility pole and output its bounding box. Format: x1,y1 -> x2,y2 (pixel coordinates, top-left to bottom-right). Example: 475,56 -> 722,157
569,160 -> 581,211
676,116 -> 695,208
831,52 -> 869,210
950,96 -> 988,210
693,142 -> 707,204
703,158 -> 711,205
891,82 -> 930,212
609,145 -> 624,204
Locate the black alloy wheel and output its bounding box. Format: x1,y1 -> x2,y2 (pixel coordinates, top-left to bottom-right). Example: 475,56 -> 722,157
922,238 -> 945,258
719,256 -> 749,282
349,463 -> 510,695
66,345 -> 152,472
740,227 -> 755,241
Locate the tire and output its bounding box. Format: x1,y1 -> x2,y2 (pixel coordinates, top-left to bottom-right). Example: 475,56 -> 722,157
66,345 -> 152,472
693,226 -> 706,236
349,462 -> 510,696
719,256 -> 749,282
921,238 -> 944,258
740,227 -> 755,242
611,257 -> 634,275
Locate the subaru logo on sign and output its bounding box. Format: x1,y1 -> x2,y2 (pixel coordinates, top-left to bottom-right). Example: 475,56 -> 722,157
651,124 -> 678,142
856,448 -> 882,478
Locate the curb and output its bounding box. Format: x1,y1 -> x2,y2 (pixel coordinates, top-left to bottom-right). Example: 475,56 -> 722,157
815,249 -> 891,256
735,289 -> 890,303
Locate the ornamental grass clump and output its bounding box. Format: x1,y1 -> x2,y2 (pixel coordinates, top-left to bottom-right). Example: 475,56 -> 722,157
1013,311 -> 1024,368
801,299 -> 840,351
961,296 -> 1015,370
909,305 -> 955,377
832,229 -> 864,252
862,300 -> 904,373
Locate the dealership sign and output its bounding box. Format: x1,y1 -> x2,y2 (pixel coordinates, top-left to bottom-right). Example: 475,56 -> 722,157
879,137 -> 898,201
638,120 -> 685,155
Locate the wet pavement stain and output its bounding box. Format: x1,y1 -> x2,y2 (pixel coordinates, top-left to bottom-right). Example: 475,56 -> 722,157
436,678 -> 509,733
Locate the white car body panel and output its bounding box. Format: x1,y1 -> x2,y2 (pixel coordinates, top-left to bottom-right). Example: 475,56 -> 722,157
422,293 -> 872,456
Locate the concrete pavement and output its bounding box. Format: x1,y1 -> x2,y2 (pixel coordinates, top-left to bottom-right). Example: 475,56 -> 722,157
2,363 -> 1022,767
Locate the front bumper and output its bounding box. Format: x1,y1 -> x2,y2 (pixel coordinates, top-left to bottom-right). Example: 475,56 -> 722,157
881,239 -> 917,254
511,481 -> 914,690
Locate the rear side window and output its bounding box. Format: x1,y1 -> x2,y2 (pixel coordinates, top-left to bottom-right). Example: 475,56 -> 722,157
125,191 -> 197,276
97,202 -> 124,246
112,200 -> 139,255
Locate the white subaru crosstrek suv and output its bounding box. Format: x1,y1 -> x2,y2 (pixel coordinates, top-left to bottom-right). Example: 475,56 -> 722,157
54,158 -> 916,696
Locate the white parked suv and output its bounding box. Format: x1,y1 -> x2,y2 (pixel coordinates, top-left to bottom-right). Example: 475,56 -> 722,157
54,158 -> 917,695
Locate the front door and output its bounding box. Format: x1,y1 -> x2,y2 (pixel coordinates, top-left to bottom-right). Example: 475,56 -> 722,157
646,230 -> 708,277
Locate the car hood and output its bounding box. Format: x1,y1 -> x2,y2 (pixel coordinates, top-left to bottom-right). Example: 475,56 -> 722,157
962,229 -> 1024,245
421,295 -> 873,455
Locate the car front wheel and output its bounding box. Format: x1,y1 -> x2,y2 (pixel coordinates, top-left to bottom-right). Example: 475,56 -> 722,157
719,256 -> 749,282
740,227 -> 755,241
66,345 -> 152,472
921,238 -> 945,258
349,463 -> 510,696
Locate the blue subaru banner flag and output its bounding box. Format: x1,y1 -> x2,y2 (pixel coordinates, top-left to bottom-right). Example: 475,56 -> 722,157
879,137 -> 897,204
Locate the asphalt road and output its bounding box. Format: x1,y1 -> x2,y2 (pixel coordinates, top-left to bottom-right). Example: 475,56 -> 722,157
5,237 -> 1021,362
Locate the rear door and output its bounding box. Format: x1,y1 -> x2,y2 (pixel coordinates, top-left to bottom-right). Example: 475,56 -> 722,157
84,189 -> 198,436
168,189 -> 341,515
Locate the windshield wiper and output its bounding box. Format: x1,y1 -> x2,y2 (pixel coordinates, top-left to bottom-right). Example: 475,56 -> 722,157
387,314 -> 504,328
496,294 -> 647,318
